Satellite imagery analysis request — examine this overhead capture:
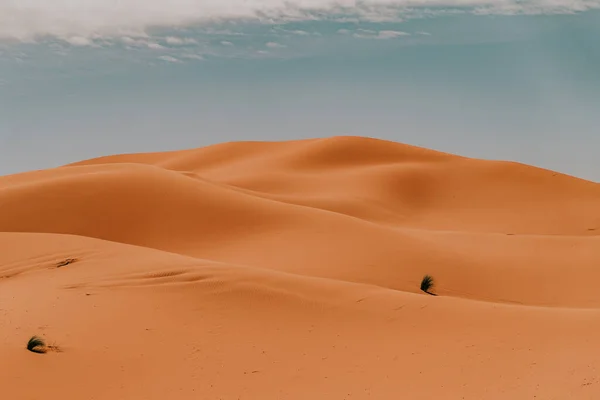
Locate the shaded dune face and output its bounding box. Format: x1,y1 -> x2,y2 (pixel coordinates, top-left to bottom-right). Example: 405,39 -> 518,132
2,136 -> 600,400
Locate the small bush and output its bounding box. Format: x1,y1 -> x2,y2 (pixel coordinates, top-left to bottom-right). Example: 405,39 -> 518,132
27,336 -> 47,354
420,275 -> 435,294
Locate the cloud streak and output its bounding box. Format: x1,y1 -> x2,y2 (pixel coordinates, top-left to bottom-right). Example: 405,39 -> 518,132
1,0 -> 599,42
353,29 -> 409,39
158,55 -> 182,63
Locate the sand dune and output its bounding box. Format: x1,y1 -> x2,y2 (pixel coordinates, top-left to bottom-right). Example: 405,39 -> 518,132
1,136 -> 600,399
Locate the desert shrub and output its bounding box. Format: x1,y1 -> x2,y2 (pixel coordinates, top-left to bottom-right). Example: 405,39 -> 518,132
27,336 -> 47,354
420,275 -> 435,294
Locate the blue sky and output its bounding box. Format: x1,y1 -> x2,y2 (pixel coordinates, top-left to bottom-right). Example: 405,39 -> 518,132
1,1 -> 599,181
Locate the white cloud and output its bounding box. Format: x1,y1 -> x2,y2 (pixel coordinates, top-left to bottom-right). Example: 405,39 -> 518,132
181,53 -> 204,60
376,30 -> 410,39
220,40 -> 234,46
165,36 -> 198,45
356,28 -> 376,34
158,55 -> 182,63
119,36 -> 171,49
353,28 -> 409,39
0,0 -> 599,41
121,36 -> 149,46
147,42 -> 166,49
266,41 -> 286,48
274,28 -> 312,36
353,32 -> 372,39
64,36 -> 94,46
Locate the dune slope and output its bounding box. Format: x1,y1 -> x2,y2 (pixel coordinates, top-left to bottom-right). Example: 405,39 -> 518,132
1,136 -> 600,399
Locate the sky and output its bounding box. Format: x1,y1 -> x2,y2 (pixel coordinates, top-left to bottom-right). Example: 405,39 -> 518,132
0,1 -> 599,181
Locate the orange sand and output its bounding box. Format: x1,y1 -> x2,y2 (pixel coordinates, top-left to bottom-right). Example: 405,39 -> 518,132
1,136 -> 599,399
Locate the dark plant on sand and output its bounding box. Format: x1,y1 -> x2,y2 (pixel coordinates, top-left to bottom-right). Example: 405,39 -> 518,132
420,275 -> 435,295
27,336 -> 47,354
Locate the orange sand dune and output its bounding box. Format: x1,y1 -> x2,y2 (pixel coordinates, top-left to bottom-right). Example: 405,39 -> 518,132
1,136 -> 600,399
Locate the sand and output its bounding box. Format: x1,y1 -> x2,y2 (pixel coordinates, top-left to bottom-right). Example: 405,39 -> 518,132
1,135 -> 599,399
